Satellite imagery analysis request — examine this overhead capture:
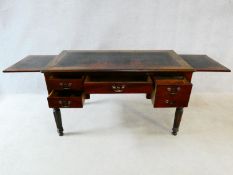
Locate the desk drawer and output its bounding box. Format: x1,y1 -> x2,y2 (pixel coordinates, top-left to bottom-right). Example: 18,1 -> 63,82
46,75 -> 84,91
84,75 -> 153,94
47,91 -> 85,108
156,84 -> 192,98
153,93 -> 191,107
152,77 -> 192,107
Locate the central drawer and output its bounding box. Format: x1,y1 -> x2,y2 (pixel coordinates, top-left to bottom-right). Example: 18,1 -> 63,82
84,75 -> 153,94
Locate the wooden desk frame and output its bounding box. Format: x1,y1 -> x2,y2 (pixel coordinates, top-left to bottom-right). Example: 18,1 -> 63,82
3,50 -> 230,136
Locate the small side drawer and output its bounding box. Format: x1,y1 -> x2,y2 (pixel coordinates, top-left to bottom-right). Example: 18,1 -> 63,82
84,75 -> 153,94
156,84 -> 192,98
151,77 -> 192,108
153,93 -> 192,107
47,90 -> 85,108
46,75 -> 84,91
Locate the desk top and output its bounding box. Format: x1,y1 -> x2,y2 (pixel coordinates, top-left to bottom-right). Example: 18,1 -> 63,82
3,50 -> 230,73
43,50 -> 193,72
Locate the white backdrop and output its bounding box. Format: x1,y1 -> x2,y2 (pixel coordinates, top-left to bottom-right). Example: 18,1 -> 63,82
0,0 -> 232,94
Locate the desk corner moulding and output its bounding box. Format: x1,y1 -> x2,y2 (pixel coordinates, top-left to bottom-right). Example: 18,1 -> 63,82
3,50 -> 231,136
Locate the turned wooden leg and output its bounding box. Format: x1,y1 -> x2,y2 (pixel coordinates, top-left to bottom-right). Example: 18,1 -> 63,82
85,94 -> 90,99
53,108 -> 64,136
146,93 -> 151,99
172,107 -> 183,136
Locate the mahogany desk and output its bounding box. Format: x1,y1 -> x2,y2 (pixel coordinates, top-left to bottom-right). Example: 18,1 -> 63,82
3,50 -> 230,136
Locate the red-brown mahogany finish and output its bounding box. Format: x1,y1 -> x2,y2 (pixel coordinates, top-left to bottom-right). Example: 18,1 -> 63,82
3,50 -> 231,136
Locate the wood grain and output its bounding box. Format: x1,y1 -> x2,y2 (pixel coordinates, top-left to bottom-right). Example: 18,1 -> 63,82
84,74 -> 153,94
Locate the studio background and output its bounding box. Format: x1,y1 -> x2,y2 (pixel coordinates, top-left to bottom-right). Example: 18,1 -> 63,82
1,1 -> 233,175
0,0 -> 232,94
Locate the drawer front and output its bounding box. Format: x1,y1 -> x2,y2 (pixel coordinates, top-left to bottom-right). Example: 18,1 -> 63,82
84,82 -> 153,94
153,94 -> 191,107
152,84 -> 192,107
156,84 -> 192,97
47,93 -> 85,108
46,78 -> 83,91
84,75 -> 153,94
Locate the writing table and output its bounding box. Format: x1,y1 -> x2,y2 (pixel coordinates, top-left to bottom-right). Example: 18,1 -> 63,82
3,50 -> 230,136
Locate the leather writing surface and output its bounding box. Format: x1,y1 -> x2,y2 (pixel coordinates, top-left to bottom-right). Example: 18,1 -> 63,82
56,52 -> 179,67
180,55 -> 230,72
3,55 -> 55,72
3,52 -> 230,73
43,50 -> 194,72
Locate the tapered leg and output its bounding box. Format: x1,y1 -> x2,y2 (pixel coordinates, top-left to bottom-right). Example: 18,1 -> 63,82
53,108 -> 64,136
172,107 -> 183,136
146,93 -> 151,99
85,94 -> 90,99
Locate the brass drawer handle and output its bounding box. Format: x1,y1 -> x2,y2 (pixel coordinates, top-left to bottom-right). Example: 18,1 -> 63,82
165,99 -> 175,105
167,87 -> 181,95
112,84 -> 126,93
59,82 -> 72,90
59,100 -> 71,107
